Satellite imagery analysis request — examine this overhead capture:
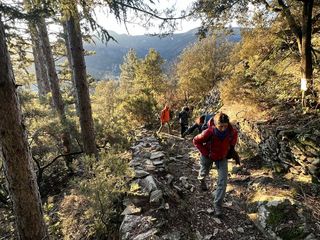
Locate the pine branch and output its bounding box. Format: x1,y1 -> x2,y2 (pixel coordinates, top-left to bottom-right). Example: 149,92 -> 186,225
112,0 -> 192,21
0,2 -> 53,21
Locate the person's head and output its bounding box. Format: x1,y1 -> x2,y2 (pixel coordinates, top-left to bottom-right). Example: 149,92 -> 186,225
199,115 -> 206,124
214,112 -> 229,132
183,106 -> 190,112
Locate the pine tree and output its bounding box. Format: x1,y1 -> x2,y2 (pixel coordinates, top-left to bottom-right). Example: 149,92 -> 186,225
63,1 -> 98,157
135,48 -> 166,98
0,14 -> 49,240
119,48 -> 139,95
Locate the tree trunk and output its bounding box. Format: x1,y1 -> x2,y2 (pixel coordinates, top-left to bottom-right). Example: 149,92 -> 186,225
29,22 -> 50,100
0,16 -> 49,240
37,17 -> 73,167
65,5 -> 98,157
24,0 -> 50,101
301,0 -> 313,90
62,22 -> 80,117
278,0 -> 314,107
278,0 -> 302,53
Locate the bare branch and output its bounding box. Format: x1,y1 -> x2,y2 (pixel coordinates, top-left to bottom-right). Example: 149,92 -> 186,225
41,151 -> 83,171
277,0 -> 302,40
113,0 -> 192,21
258,0 -> 282,12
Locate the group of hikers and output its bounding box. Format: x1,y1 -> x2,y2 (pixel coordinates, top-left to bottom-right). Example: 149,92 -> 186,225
156,103 -> 240,218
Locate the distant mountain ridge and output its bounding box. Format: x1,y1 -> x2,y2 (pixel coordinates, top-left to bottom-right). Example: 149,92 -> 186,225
84,28 -> 241,79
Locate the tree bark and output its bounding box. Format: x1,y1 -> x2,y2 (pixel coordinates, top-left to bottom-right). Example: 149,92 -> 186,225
278,0 -> 314,106
24,0 -> 50,101
62,22 -> 80,116
277,0 -> 303,53
29,22 -> 50,100
301,0 -> 313,90
37,17 -> 73,166
65,5 -> 98,157
0,16 -> 49,240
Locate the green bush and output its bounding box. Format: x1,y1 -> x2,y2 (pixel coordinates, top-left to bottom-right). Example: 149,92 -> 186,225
121,89 -> 158,127
77,152 -> 134,239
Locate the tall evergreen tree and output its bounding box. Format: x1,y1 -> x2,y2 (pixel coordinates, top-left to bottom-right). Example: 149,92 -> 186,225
28,21 -> 50,99
119,48 -> 139,94
135,48 -> 166,97
63,1 -> 98,157
0,14 -> 49,240
36,16 -> 74,167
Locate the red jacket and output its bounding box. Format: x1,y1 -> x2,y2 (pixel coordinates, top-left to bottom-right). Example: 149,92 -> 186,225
160,106 -> 170,123
193,120 -> 238,161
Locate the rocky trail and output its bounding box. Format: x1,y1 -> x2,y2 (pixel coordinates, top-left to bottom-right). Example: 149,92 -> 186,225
120,128 -> 320,240
155,131 -> 266,240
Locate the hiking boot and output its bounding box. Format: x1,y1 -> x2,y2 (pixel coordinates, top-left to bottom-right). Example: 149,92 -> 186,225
200,179 -> 208,191
214,206 -> 223,218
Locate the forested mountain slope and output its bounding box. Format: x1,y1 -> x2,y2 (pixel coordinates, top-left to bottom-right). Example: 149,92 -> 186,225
84,28 -> 241,79
1,0 -> 320,239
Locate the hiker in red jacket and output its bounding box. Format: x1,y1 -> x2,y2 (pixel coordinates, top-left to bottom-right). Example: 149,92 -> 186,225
157,104 -> 171,134
193,112 -> 239,217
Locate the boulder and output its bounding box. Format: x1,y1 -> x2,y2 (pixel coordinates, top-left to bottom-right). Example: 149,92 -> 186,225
248,197 -> 312,240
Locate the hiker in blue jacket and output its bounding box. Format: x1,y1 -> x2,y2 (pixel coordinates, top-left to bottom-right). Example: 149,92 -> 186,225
182,113 -> 213,137
201,113 -> 213,131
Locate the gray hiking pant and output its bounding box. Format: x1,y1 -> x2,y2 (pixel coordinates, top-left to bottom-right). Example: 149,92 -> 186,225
198,155 -> 228,207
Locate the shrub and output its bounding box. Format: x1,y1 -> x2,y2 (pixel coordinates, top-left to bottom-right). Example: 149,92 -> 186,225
75,152 -> 134,239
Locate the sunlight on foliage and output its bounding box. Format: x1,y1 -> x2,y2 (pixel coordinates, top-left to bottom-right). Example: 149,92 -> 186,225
130,182 -> 141,192
73,152 -> 134,238
176,34 -> 233,105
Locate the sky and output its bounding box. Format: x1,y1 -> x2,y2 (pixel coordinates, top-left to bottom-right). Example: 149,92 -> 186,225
2,0 -> 200,36
94,0 -> 201,35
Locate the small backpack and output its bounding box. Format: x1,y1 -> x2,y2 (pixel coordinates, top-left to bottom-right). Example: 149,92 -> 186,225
201,114 -> 213,131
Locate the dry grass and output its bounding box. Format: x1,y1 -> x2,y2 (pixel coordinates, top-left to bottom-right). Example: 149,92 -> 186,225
218,79 -> 271,123
59,192 -> 93,240
220,101 -> 270,123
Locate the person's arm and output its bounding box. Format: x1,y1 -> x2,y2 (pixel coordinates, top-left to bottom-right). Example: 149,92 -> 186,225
201,123 -> 208,131
186,123 -> 198,135
193,128 -> 212,157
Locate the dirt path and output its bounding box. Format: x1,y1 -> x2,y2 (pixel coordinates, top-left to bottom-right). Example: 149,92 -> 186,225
156,130 -> 267,240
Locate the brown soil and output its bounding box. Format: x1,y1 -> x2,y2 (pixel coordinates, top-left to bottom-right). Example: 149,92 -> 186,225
154,130 -> 268,240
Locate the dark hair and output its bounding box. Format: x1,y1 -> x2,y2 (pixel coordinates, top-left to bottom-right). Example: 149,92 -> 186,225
184,106 -> 190,111
214,112 -> 229,124
199,115 -> 206,123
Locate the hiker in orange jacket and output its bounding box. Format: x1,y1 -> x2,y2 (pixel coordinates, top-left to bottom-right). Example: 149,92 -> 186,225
157,104 -> 171,134
193,112 -> 239,217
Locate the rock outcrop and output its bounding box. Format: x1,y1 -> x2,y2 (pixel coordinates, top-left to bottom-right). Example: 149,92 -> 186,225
238,116 -> 320,183
119,130 -> 174,240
